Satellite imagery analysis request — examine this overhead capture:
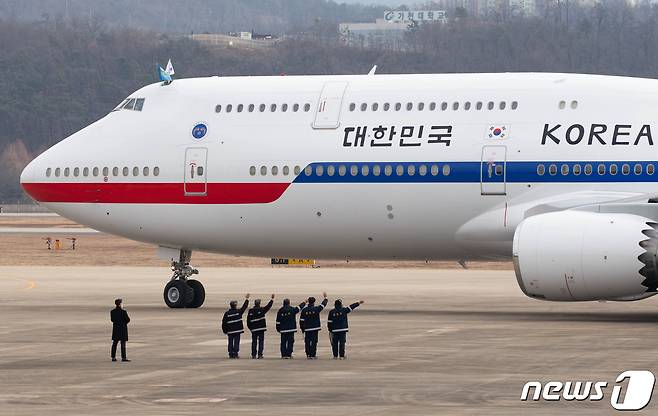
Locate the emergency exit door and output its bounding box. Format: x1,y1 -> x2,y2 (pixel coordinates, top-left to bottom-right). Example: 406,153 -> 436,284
312,81 -> 349,129
480,145 -> 507,195
184,147 -> 207,196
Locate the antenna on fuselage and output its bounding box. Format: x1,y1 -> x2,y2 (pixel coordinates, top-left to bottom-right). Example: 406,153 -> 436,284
368,65 -> 377,75
157,59 -> 175,85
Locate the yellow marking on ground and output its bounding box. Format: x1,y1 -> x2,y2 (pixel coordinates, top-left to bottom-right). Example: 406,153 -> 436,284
24,281 -> 36,291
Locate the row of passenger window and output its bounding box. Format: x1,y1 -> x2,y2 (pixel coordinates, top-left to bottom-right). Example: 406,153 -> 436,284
250,165 -> 302,176
302,163 -> 451,177
559,100 -> 579,110
217,103 -> 312,114
537,163 -> 654,176
46,166 -> 160,178
218,100 -> 520,115
251,163 -> 452,177
216,98 -> 583,115
349,100 -> 518,112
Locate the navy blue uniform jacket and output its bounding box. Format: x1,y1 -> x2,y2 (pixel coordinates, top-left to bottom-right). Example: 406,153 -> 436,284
300,298 -> 328,332
276,302 -> 306,333
222,299 -> 249,335
327,302 -> 361,333
247,300 -> 274,332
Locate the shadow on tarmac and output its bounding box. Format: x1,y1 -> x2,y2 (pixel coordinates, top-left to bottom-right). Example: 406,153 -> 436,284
19,304 -> 658,324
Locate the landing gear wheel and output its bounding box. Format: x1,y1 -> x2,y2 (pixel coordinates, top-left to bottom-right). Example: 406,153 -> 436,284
186,279 -> 205,308
164,280 -> 193,308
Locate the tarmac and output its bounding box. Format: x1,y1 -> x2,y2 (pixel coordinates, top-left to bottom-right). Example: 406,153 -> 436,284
2,266 -> 658,415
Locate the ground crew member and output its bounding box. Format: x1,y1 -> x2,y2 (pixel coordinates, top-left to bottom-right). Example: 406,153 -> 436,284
110,298 -> 131,362
221,294 -> 250,359
300,292 -> 328,359
276,298 -> 306,359
247,294 -> 275,359
327,299 -> 364,359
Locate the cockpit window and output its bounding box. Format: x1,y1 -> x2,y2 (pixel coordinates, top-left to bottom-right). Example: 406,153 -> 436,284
112,99 -> 129,112
112,97 -> 145,113
123,99 -> 136,110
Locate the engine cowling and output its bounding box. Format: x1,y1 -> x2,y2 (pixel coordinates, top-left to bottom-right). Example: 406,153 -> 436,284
513,211 -> 658,301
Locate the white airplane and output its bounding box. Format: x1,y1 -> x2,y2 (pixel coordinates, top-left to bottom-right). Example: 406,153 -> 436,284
19,72 -> 658,308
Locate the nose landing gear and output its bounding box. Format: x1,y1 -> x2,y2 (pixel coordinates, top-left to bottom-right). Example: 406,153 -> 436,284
163,249 -> 205,308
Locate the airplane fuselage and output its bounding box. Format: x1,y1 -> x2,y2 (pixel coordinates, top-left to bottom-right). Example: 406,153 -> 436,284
20,73 -> 658,261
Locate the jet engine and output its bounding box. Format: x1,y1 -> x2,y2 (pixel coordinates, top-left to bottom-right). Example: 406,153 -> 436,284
512,211 -> 658,301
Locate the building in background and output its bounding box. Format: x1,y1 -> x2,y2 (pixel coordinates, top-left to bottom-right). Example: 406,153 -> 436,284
509,0 -> 536,15
339,10 -> 447,49
383,10 -> 449,23
427,0 -> 538,17
339,19 -> 409,49
337,1 -> 609,50
228,31 -> 253,40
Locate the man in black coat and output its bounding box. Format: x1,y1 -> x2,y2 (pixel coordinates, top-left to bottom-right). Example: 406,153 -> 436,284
221,293 -> 250,359
275,298 -> 306,359
327,299 -> 364,359
110,298 -> 131,362
299,292 -> 328,359
246,294 -> 275,359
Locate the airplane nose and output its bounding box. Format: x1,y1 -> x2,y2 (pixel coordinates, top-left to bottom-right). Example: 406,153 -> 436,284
20,158 -> 38,200
20,159 -> 35,185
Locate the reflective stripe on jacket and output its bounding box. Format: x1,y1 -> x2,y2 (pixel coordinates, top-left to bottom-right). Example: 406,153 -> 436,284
247,299 -> 273,332
221,299 -> 249,335
327,302 -> 360,333
276,302 -> 306,333
300,298 -> 328,332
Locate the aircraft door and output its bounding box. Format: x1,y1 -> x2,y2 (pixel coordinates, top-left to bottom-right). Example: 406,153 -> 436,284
480,145 -> 506,195
184,147 -> 208,196
312,81 -> 349,129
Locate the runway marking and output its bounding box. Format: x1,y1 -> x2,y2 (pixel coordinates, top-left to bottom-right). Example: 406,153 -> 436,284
0,394 -> 43,403
118,370 -> 184,382
153,398 -> 227,403
425,328 -> 459,335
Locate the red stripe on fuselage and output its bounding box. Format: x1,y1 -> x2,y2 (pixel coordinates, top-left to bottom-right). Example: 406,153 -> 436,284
21,182 -> 291,204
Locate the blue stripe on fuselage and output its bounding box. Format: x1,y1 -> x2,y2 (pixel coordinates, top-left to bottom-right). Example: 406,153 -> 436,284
292,161 -> 658,183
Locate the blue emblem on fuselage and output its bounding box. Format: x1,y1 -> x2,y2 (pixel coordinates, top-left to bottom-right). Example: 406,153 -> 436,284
192,123 -> 208,139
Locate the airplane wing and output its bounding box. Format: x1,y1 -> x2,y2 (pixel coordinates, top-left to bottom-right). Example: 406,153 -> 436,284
457,190 -> 657,249
523,190 -> 653,218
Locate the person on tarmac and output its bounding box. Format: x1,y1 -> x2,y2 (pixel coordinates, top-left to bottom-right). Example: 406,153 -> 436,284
327,299 -> 364,359
221,294 -> 250,359
110,298 -> 131,362
275,298 -> 306,359
299,292 -> 328,359
246,294 -> 275,359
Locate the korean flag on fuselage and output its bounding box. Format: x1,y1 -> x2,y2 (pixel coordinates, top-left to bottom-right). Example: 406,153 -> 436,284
486,125 -> 510,140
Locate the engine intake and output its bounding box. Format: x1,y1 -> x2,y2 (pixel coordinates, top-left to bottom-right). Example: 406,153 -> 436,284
512,211 -> 658,301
